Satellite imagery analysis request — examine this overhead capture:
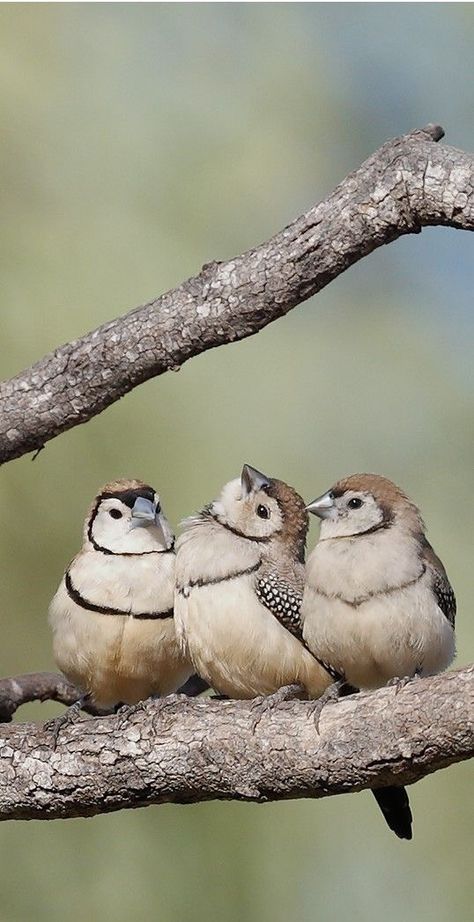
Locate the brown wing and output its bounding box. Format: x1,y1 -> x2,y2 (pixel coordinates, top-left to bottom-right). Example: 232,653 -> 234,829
420,536 -> 456,628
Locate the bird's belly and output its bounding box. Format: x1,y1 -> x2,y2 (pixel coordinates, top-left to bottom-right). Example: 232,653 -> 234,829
303,584 -> 455,689
175,579 -> 329,699
109,617 -> 192,703
52,600 -> 191,707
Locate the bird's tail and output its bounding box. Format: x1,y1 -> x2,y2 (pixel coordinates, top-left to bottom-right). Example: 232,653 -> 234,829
372,786 -> 413,840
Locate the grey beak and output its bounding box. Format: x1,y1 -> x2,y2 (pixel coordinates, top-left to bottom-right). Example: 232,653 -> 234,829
306,490 -> 336,519
131,496 -> 174,550
241,463 -> 271,497
131,496 -> 157,525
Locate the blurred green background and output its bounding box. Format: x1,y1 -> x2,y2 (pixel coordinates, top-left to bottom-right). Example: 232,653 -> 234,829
1,3 -> 473,921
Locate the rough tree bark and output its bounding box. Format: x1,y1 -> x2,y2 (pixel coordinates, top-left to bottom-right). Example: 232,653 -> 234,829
0,124 -> 472,822
0,666 -> 471,821
1,124 -> 473,465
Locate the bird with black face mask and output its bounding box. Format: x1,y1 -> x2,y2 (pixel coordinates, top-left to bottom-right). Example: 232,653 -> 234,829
49,479 -> 193,710
301,472 -> 457,840
174,464 -> 333,700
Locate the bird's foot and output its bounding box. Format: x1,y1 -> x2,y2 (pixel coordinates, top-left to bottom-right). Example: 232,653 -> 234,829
117,693 -> 190,728
307,679 -> 351,734
386,669 -> 422,694
250,683 -> 305,733
115,698 -> 150,728
44,696 -> 89,749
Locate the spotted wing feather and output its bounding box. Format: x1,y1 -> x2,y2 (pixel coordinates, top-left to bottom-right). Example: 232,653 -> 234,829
256,571 -> 342,682
431,572 -> 456,627
420,536 -> 456,628
255,571 -> 304,639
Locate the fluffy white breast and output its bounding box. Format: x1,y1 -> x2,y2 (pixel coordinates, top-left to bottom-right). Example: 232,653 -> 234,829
49,549 -> 192,706
302,570 -> 455,688
69,549 -> 175,614
306,527 -> 423,602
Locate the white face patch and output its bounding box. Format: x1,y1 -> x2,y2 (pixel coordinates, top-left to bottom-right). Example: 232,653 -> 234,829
89,496 -> 172,554
320,491 -> 385,540
91,498 -> 133,548
210,478 -> 283,540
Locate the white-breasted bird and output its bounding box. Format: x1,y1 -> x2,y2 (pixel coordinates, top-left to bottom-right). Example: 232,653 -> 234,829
302,473 -> 456,689
174,464 -> 334,700
301,472 -> 456,839
49,479 -> 193,710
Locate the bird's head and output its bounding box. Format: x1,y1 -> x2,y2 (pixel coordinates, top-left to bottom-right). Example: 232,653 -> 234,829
208,464 -> 308,562
84,479 -> 174,554
306,473 -> 424,541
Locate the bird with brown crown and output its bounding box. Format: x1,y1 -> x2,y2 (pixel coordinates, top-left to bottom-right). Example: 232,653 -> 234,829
302,472 -> 456,839
174,464 -> 334,699
48,479 -> 193,713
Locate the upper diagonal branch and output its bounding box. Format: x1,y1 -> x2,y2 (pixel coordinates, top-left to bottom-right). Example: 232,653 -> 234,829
1,124 -> 473,465
0,664 -> 471,821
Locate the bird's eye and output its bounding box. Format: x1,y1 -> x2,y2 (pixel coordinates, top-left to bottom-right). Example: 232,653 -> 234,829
257,504 -> 270,519
109,508 -> 123,519
348,497 -> 363,510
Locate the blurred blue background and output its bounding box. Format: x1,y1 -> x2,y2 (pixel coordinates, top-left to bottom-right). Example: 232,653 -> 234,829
1,4 -> 472,921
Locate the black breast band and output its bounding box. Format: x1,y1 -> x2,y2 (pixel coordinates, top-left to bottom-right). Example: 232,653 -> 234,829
65,571 -> 173,620
177,560 -> 261,596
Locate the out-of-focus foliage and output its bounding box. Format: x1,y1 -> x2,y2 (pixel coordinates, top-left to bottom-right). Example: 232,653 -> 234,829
0,4 -> 472,921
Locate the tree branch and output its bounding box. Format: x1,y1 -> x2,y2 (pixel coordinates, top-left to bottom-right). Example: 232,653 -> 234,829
1,123 -> 473,465
0,672 -> 82,722
1,127 -> 472,824
0,664 -> 471,821
0,671 -> 208,723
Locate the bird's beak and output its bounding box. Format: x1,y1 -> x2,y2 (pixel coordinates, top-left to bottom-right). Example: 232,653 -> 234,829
130,497 -> 174,549
131,496 -> 157,526
306,490 -> 336,519
241,463 -> 271,497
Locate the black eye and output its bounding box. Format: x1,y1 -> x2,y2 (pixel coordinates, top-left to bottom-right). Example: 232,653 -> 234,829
109,508 -> 123,519
348,497 -> 363,510
257,504 -> 270,519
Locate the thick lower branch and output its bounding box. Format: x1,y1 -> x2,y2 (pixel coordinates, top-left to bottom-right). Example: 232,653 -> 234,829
0,664 -> 471,821
1,124 -> 473,464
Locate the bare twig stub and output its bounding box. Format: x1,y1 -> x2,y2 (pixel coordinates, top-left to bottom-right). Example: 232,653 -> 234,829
0,672 -> 209,723
0,672 -> 82,723
1,124 -> 473,464
0,665 -> 471,821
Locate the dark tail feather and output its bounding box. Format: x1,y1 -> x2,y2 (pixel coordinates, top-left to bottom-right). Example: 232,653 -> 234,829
372,786 -> 413,840
177,674 -> 210,697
